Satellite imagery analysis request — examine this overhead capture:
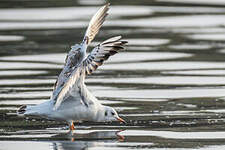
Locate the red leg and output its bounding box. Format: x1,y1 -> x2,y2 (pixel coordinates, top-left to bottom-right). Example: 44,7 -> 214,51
70,121 -> 75,131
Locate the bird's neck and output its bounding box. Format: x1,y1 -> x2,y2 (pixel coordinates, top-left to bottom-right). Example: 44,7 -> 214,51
93,104 -> 106,122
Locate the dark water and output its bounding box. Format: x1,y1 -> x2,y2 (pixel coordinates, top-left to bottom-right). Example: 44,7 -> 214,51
1,0 -> 225,149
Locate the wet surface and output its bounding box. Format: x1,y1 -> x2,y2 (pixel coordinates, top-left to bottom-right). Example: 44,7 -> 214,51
0,0 -> 225,149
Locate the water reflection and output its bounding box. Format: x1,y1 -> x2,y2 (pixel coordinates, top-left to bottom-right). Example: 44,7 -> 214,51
0,6 -> 153,21
120,130 -> 225,139
0,130 -> 127,150
0,129 -> 124,140
0,52 -> 192,63
101,61 -> 225,71
189,33 -> 225,41
88,76 -> 225,85
158,0 -> 225,5
106,15 -> 225,28
0,35 -> 25,42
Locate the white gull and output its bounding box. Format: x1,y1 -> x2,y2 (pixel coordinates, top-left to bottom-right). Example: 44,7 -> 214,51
17,3 -> 127,130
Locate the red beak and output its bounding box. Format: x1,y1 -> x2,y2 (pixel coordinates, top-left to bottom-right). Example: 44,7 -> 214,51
116,116 -> 126,124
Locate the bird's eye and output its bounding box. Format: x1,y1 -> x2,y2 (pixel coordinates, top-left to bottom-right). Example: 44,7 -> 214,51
105,111 -> 107,116
111,112 -> 115,115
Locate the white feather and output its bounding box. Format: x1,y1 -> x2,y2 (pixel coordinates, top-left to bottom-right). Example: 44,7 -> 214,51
84,3 -> 109,45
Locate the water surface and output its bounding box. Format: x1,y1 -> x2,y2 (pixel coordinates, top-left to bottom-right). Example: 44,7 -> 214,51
0,0 -> 225,150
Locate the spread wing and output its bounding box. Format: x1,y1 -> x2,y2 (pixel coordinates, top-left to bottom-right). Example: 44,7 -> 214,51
52,4 -> 110,109
53,3 -> 110,93
83,36 -> 128,75
53,36 -> 127,110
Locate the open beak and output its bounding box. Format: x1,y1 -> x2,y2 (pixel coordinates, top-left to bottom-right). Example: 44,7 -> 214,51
116,116 -> 126,124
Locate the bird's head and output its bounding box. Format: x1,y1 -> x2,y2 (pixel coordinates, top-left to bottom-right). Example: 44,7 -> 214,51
99,106 -> 126,124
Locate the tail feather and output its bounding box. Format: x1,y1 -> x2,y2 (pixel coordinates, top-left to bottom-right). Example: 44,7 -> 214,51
17,105 -> 40,116
84,3 -> 110,45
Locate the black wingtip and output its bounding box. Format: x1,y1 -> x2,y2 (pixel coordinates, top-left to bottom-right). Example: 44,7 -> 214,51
121,41 -> 128,44
17,105 -> 27,115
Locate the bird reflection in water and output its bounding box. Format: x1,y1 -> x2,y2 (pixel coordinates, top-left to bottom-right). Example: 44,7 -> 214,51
51,130 -> 125,150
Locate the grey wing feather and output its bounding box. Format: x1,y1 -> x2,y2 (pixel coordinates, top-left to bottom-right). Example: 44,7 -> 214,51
83,36 -> 128,75
51,3 -> 122,110
51,47 -> 83,99
52,36 -> 127,110
84,3 -> 109,45
53,67 -> 84,110
52,3 -> 109,95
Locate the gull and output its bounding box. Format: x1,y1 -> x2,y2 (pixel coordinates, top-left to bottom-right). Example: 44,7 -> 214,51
17,3 -> 127,130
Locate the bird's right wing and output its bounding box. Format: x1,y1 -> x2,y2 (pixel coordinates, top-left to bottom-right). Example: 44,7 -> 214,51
51,3 -> 110,100
82,36 -> 127,75
51,4 -> 111,110
83,3 -> 110,45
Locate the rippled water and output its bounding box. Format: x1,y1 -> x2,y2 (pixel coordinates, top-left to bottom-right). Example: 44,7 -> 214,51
1,0 -> 225,150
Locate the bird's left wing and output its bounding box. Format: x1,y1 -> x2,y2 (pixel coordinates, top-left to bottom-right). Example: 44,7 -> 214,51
82,36 -> 127,75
